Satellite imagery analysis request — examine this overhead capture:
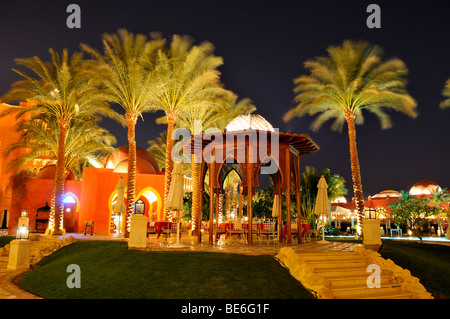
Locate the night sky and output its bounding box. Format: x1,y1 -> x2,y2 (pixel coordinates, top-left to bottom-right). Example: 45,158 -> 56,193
0,0 -> 449,198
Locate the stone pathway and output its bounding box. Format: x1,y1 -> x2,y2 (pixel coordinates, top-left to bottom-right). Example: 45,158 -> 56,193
0,235 -> 76,299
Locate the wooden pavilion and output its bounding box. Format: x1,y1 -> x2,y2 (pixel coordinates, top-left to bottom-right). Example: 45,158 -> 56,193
184,116 -> 320,246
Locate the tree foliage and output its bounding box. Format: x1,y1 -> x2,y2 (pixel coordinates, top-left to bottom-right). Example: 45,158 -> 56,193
283,40 -> 417,232
440,79 -> 450,109
388,191 -> 435,242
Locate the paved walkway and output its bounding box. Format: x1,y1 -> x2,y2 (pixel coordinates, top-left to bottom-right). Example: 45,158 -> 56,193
0,235 -> 76,299
69,232 -> 363,256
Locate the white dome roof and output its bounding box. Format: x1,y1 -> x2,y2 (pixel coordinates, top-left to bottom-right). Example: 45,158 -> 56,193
372,190 -> 401,199
409,180 -> 441,196
226,114 -> 275,132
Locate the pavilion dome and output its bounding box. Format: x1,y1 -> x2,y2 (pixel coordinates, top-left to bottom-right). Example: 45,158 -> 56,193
113,157 -> 157,174
226,114 -> 275,132
372,190 -> 401,199
409,180 -> 441,196
332,196 -> 347,203
36,165 -> 76,180
105,146 -> 160,173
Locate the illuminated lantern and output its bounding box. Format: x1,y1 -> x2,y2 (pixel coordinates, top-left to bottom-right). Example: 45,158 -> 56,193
15,225 -> 29,240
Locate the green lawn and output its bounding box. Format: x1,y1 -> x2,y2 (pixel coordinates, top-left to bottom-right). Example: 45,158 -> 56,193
379,240 -> 450,299
0,235 -> 14,247
20,241 -> 315,299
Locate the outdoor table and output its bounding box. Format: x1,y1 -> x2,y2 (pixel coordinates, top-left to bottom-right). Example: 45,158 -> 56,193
147,221 -> 180,238
390,228 -> 402,237
282,223 -> 310,241
219,222 -> 263,241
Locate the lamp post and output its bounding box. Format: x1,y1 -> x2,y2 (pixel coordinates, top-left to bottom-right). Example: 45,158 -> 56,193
7,224 -> 31,270
18,209 -> 29,229
364,207 -> 377,220
362,206 -> 381,246
128,202 -> 148,249
15,224 -> 30,240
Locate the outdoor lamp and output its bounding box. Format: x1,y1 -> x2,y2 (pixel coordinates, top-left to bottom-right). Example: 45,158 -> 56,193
15,225 -> 29,240
364,207 -> 377,219
20,209 -> 28,217
134,199 -> 145,214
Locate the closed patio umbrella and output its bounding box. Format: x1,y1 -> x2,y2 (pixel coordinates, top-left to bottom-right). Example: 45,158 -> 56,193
113,177 -> 126,235
166,162 -> 185,248
272,194 -> 280,218
314,175 -> 329,243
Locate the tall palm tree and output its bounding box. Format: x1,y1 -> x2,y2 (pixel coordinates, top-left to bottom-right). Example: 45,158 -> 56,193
147,130 -> 169,171
6,114 -> 116,179
429,186 -> 449,236
152,34 -> 230,221
147,130 -> 191,174
214,97 -> 257,130
2,48 -> 116,235
174,95 -> 254,231
440,79 -> 450,109
6,115 -> 116,225
82,29 -> 165,237
284,40 -> 417,232
154,95 -> 255,232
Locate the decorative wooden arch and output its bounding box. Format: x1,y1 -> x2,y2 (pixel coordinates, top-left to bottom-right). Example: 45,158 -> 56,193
186,129 -> 319,246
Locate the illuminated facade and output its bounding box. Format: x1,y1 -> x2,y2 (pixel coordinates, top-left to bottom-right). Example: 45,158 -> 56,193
0,102 -> 166,236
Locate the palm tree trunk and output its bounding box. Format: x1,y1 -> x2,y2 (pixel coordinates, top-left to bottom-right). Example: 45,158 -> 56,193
446,208 -> 450,239
218,192 -> 223,223
238,184 -> 243,219
191,155 -> 200,234
124,113 -> 138,238
232,177 -> 238,214
52,123 -> 68,235
164,115 -> 176,221
345,112 -> 365,234
47,179 -> 57,234
225,186 -> 231,219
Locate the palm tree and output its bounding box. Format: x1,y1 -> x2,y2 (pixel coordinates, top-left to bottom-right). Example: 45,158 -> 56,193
153,95 -> 255,232
6,115 -> 116,225
6,114 -> 116,179
429,186 -> 450,236
2,48 -> 116,235
322,168 -> 348,203
82,29 -> 165,237
214,97 -> 257,130
147,130 -> 169,171
147,130 -> 191,173
440,79 -> 450,109
283,40 -> 417,232
152,34 -> 230,221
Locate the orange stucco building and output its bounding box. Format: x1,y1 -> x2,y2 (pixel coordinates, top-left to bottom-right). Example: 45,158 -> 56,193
0,102 -> 166,236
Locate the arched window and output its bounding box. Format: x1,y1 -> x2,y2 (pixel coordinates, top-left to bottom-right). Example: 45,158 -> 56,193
63,194 -> 77,204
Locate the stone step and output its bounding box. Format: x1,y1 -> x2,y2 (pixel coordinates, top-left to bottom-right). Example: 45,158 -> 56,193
313,267 -> 370,277
299,252 -> 361,262
327,275 -> 392,288
331,285 -> 406,299
307,259 -> 369,269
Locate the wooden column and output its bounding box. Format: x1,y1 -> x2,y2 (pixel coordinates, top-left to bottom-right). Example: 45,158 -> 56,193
198,189 -> 203,243
197,162 -> 204,243
247,163 -> 253,246
285,148 -> 291,245
296,156 -> 301,244
278,190 -> 282,243
209,156 -> 215,245
238,184 -> 243,219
